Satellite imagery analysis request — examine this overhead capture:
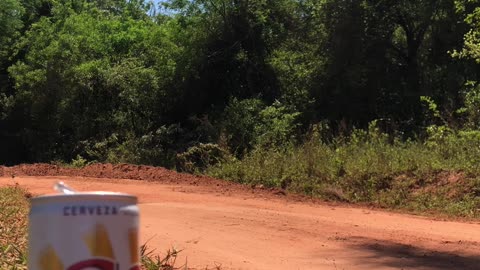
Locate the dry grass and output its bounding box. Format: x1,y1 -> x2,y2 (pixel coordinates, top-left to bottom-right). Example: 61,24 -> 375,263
0,185 -> 29,270
141,245 -> 223,270
141,245 -> 187,270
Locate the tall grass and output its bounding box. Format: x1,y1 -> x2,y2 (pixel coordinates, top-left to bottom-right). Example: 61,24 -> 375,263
206,124 -> 480,217
0,186 -> 29,269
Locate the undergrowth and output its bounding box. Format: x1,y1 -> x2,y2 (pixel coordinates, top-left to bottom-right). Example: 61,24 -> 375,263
0,186 -> 29,269
206,123 -> 480,218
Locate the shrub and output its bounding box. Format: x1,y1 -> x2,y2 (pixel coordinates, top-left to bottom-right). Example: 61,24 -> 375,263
222,98 -> 301,156
206,120 -> 480,217
176,143 -> 230,173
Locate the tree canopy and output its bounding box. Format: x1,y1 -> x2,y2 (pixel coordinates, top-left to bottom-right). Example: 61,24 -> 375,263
0,0 -> 479,165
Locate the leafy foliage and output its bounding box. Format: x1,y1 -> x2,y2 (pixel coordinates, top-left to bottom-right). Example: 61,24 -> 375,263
0,0 -> 24,63
176,143 -> 229,173
207,121 -> 480,217
0,0 -> 479,171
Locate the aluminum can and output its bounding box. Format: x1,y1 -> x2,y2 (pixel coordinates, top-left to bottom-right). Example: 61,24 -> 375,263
28,192 -> 140,270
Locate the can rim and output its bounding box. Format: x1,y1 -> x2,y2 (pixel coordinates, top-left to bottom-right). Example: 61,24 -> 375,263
31,192 -> 137,204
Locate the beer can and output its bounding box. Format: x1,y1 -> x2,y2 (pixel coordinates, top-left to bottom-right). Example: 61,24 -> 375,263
28,192 -> 140,270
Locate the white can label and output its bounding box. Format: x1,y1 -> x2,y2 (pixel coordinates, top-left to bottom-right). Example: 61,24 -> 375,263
28,200 -> 139,270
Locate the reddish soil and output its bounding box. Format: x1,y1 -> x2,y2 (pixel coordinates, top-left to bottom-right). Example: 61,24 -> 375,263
1,164 -> 480,270
0,163 -> 226,185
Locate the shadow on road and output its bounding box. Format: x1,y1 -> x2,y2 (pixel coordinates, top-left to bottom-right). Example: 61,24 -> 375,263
348,237 -> 480,270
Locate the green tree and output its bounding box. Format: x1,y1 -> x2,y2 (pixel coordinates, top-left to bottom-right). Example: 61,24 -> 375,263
0,0 -> 478,166
452,0 -> 480,127
309,0 -> 468,132
0,0 -> 24,65
453,0 -> 480,62
7,0 -> 180,161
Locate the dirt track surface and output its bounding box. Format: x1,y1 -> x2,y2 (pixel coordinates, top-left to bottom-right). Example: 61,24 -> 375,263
1,164 -> 480,270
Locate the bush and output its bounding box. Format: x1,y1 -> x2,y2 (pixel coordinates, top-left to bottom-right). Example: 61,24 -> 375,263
222,98 -> 301,156
176,143 -> 230,173
206,121 -> 480,217
76,125 -> 181,167
222,98 -> 265,155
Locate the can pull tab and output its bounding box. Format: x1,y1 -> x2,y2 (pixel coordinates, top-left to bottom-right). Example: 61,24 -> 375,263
54,181 -> 76,194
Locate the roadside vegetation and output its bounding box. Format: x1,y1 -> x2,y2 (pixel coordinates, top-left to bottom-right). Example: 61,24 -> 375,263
206,122 -> 480,218
0,186 -> 28,269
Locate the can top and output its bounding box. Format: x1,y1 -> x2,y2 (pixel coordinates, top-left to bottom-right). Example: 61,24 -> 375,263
31,192 -> 137,205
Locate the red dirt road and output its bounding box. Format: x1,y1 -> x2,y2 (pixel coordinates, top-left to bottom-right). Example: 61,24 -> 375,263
1,164 -> 480,269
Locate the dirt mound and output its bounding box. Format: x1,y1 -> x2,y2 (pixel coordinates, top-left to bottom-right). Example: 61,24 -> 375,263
0,163 -> 229,187
0,163 -> 299,201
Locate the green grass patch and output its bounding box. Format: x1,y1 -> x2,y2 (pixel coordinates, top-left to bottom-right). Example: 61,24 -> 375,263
206,124 -> 480,218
